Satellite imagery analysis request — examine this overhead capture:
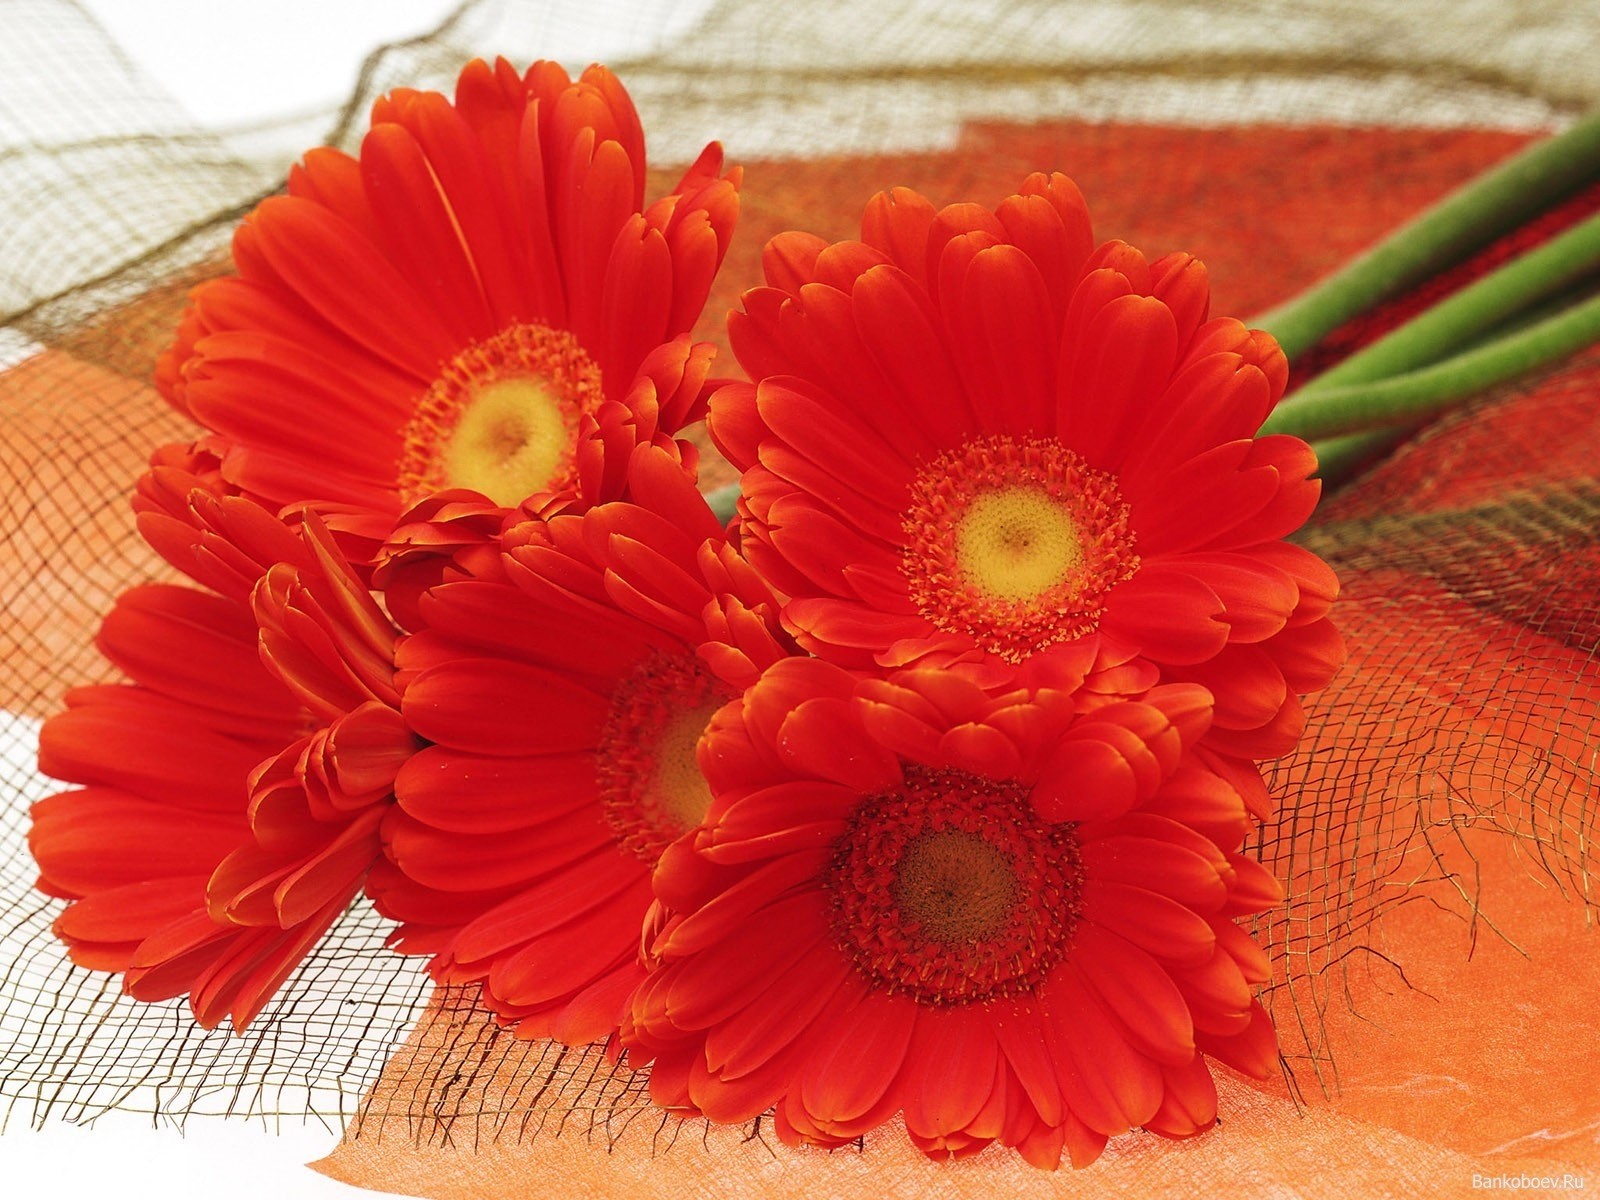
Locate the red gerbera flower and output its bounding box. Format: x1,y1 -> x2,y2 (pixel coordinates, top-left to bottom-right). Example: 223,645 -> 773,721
712,175 -> 1342,755
370,445 -> 793,1043
623,659 -> 1280,1169
155,58 -> 738,546
29,458 -> 412,1030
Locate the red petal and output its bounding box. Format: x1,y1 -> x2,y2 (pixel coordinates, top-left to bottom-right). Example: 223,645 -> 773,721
860,187 -> 936,284
776,697 -> 901,791
1196,999 -> 1278,1078
946,243 -> 1057,437
396,748 -> 598,834
794,989 -> 917,1126
900,1005 -> 1002,1140
54,877 -> 205,946
1081,880 -> 1217,968
360,122 -> 494,342
30,789 -> 242,895
990,1000 -> 1064,1126
402,659 -> 607,753
1079,834 -> 1227,912
1099,566 -> 1228,666
247,195 -> 454,376
702,941 -> 860,1079
1144,1050 -> 1219,1138
1069,929 -> 1195,1065
1059,290 -> 1178,472
1039,968 -> 1162,1135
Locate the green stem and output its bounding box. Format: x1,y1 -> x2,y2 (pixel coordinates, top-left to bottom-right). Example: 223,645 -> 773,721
705,480 -> 740,525
1261,287 -> 1600,441
1293,210 -> 1600,394
1251,109 -> 1600,362
1310,427 -> 1414,488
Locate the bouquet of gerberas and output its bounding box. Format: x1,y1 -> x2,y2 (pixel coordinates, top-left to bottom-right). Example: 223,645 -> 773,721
25,56 -> 1600,1172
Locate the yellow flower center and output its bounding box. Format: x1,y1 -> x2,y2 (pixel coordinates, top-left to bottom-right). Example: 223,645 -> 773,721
596,652 -> 732,862
827,767 -> 1083,1006
902,435 -> 1140,663
397,323 -> 604,507
954,486 -> 1085,601
894,830 -> 1018,943
646,703 -> 724,836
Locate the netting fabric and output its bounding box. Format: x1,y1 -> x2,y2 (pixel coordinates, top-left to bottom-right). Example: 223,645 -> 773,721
2,0 -> 1597,1193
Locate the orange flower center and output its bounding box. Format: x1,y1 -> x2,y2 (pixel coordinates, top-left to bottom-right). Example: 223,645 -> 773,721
901,435 -> 1140,662
397,323 -> 604,507
826,766 -> 1082,1006
596,652 -> 732,863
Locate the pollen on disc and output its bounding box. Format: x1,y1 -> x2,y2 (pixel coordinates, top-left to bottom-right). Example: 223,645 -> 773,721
954,486 -> 1085,601
902,434 -> 1140,662
397,322 -> 604,507
441,377 -> 573,507
649,702 -> 724,834
894,830 -> 1019,942
598,653 -> 733,863
827,767 -> 1083,1006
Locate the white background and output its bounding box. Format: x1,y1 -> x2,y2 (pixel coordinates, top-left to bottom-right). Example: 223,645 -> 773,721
81,0 -> 465,127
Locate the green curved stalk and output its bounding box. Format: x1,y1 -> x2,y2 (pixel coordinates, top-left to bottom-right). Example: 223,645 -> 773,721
1310,427 -> 1414,488
706,480 -> 740,525
1251,109 -> 1600,362
1293,210 -> 1600,394
1261,288 -> 1600,442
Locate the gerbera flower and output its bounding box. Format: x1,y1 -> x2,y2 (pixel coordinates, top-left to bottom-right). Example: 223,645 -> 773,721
711,175 -> 1342,752
623,659 -> 1281,1169
30,459 -> 412,1030
371,445 -> 793,1043
155,58 -> 738,546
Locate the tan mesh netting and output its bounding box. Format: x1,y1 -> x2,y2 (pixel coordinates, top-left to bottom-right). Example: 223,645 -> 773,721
2,1 -> 1597,1194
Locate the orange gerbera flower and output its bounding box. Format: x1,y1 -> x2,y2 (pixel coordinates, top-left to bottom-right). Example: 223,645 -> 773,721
370,446 -> 793,1043
155,58 -> 738,548
624,660 -> 1280,1169
712,175 -> 1341,755
30,457 -> 412,1030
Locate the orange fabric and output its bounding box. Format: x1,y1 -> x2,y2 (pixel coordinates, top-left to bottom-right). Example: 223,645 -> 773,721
318,1085 -> 1585,1200
316,828 -> 1598,1197
1314,829 -> 1600,1167
314,119 -> 1600,1196
0,352 -> 188,718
